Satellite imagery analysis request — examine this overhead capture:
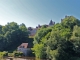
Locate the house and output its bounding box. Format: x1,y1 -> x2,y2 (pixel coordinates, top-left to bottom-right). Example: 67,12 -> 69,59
17,43 -> 31,56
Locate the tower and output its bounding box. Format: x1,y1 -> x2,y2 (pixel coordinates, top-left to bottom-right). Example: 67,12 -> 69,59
49,20 -> 54,26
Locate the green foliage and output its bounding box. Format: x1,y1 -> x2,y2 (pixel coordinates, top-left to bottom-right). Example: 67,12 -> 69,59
0,51 -> 8,58
70,57 -> 80,60
33,28 -> 52,44
49,50 -> 59,60
32,44 -> 46,59
61,16 -> 80,29
13,51 -> 23,57
8,53 -> 14,57
70,25 -> 80,54
0,22 -> 29,51
32,16 -> 80,60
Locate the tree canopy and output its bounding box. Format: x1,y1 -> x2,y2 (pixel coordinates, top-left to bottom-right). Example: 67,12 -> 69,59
32,16 -> 80,60
0,22 -> 29,51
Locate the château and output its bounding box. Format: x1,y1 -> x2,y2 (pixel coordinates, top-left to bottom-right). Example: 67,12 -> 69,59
28,20 -> 55,36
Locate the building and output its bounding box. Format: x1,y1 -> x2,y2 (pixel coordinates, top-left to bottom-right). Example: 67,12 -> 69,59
28,28 -> 37,36
49,20 -> 55,26
17,43 -> 31,56
28,20 -> 55,36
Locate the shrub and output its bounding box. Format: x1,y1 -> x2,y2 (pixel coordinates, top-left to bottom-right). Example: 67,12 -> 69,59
3,51 -> 8,57
0,51 -> 8,58
13,51 -> 23,57
8,53 -> 14,57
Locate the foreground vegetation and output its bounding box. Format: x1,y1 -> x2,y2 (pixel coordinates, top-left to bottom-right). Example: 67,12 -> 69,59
32,16 -> 80,60
0,51 -> 23,59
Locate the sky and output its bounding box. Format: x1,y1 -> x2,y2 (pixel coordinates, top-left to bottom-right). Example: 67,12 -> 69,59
0,0 -> 80,28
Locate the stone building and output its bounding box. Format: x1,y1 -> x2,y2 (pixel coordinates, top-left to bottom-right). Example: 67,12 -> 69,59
28,20 -> 55,36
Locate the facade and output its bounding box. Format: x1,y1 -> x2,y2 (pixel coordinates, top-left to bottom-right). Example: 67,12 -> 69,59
17,43 -> 30,56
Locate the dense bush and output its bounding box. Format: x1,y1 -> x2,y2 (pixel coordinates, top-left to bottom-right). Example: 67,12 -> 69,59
0,51 -> 8,58
32,16 -> 80,60
13,51 -> 23,57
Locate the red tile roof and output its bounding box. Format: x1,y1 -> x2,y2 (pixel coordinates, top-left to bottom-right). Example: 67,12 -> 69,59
18,43 -> 28,48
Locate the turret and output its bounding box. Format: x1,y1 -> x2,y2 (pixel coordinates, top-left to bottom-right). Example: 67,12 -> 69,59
49,20 -> 54,26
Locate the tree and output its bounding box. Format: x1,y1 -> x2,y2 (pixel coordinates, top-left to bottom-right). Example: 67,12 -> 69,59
70,25 -> 80,56
33,27 -> 52,59
0,22 -> 29,51
32,44 -> 46,59
61,16 -> 80,29
32,16 -> 80,60
33,28 -> 52,44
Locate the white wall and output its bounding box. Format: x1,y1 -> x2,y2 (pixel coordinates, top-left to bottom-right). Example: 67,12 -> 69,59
18,48 -> 30,56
